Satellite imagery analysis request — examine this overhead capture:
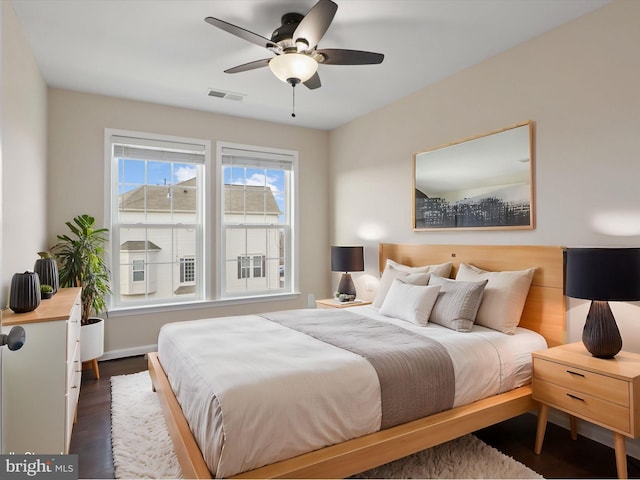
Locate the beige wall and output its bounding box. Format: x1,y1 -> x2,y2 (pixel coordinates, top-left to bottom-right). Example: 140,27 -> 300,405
1,1 -> 48,309
329,0 -> 640,349
47,89 -> 330,355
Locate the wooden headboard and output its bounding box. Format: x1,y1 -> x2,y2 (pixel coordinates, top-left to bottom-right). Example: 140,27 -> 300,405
379,243 -> 566,347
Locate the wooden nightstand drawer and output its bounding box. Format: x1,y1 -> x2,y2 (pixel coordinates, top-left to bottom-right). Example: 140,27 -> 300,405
534,378 -> 630,433
534,357 -> 629,407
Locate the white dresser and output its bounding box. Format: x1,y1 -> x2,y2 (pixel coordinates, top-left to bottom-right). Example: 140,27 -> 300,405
1,287 -> 82,454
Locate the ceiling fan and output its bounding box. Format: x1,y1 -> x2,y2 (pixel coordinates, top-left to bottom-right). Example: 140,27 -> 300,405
205,0 -> 384,115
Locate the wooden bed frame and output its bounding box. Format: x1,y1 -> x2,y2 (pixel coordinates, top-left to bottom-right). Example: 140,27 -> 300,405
148,243 -> 566,479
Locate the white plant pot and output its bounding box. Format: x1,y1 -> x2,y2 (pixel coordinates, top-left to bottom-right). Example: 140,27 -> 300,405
81,317 -> 104,362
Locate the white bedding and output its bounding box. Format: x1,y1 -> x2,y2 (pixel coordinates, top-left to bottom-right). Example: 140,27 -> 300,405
157,305 -> 546,478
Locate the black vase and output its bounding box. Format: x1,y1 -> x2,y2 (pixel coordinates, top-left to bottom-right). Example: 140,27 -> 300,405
10,271 -> 41,313
34,257 -> 59,294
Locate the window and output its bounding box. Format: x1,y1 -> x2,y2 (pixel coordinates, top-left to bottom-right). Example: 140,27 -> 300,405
218,142 -> 297,298
132,260 -> 145,282
236,255 -> 266,279
106,129 -> 210,308
253,255 -> 265,278
237,256 -> 251,279
180,256 -> 195,284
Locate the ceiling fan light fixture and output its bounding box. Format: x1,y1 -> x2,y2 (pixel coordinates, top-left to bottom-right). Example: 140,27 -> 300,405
269,53 -> 318,84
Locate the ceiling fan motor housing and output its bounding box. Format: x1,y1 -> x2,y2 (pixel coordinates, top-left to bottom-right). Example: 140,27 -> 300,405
271,13 -> 304,45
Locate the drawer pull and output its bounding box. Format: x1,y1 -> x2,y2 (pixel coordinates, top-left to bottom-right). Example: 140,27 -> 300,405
566,370 -> 585,378
566,393 -> 585,401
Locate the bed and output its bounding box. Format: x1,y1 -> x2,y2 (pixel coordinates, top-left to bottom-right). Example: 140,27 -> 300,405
148,243 -> 566,479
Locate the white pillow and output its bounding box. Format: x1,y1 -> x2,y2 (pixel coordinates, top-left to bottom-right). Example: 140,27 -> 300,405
386,259 -> 453,277
373,260 -> 452,308
379,279 -> 441,326
455,263 -> 536,334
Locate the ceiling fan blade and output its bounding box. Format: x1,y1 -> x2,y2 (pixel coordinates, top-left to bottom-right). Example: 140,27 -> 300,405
293,0 -> 338,49
224,58 -> 271,74
205,17 -> 281,52
316,49 -> 384,65
303,72 -> 321,90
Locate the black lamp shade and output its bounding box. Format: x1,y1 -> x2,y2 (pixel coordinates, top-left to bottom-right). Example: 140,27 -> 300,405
566,248 -> 640,301
331,246 -> 364,273
565,247 -> 640,359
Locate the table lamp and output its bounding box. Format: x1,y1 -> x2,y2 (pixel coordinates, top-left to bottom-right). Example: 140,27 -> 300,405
565,247 -> 640,358
331,246 -> 364,301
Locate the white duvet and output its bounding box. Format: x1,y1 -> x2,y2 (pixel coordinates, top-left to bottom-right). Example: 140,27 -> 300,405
157,305 -> 546,478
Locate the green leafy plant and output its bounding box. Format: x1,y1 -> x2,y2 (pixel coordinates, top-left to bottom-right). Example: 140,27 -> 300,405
40,284 -> 53,293
51,214 -> 111,325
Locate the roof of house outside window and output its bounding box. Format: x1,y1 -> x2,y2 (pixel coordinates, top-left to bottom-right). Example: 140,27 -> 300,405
223,184 -> 281,215
118,178 -> 281,215
120,240 -> 162,251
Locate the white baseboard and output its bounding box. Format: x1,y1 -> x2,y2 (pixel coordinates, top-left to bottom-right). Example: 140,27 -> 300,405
546,408 -> 640,460
99,344 -> 157,361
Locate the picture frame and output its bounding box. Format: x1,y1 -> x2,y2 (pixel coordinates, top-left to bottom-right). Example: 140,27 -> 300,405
413,121 -> 535,231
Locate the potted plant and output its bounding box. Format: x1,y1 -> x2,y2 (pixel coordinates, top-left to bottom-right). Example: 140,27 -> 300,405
51,214 -> 110,377
40,284 -> 54,300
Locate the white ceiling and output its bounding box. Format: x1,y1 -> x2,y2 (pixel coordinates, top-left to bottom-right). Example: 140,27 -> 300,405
11,0 -> 609,131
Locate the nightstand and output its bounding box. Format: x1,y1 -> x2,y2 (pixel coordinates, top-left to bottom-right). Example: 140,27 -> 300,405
532,342 -> 640,479
316,298 -> 372,309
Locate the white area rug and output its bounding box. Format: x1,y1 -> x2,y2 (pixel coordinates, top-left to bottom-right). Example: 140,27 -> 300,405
111,371 -> 542,479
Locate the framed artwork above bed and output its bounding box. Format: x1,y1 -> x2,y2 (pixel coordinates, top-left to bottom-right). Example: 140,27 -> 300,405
413,121 -> 535,231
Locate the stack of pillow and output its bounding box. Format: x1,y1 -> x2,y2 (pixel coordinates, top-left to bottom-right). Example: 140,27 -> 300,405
374,260 -> 535,334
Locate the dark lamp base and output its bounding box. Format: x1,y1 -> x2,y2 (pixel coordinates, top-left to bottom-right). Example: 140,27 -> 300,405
337,273 -> 356,299
582,300 -> 623,359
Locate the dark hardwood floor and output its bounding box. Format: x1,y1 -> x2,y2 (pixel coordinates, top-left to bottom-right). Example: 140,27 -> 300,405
71,356 -> 640,479
69,355 -> 148,479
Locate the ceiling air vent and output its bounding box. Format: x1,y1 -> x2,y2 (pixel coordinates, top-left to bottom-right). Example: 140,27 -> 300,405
207,88 -> 246,102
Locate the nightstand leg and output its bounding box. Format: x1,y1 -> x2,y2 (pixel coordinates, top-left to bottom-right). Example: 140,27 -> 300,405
614,432 -> 628,479
569,414 -> 578,440
534,404 -> 549,454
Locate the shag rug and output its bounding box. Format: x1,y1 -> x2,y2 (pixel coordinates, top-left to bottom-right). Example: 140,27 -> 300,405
111,371 -> 542,479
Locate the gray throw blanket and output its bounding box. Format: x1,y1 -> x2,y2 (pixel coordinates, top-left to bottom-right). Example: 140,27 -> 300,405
260,309 -> 455,429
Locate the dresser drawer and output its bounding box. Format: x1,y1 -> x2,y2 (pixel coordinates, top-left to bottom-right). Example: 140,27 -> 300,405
66,302 -> 81,357
534,358 -> 629,407
534,378 -> 630,433
67,340 -> 82,393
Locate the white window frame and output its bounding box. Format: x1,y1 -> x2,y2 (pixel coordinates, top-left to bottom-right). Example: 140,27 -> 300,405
216,141 -> 298,299
105,129 -> 211,311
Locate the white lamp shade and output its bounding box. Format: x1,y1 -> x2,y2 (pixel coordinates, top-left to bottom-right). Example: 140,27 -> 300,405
269,53 -> 318,83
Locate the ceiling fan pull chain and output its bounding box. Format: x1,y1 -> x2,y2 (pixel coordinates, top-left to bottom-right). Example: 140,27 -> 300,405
291,83 -> 296,118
